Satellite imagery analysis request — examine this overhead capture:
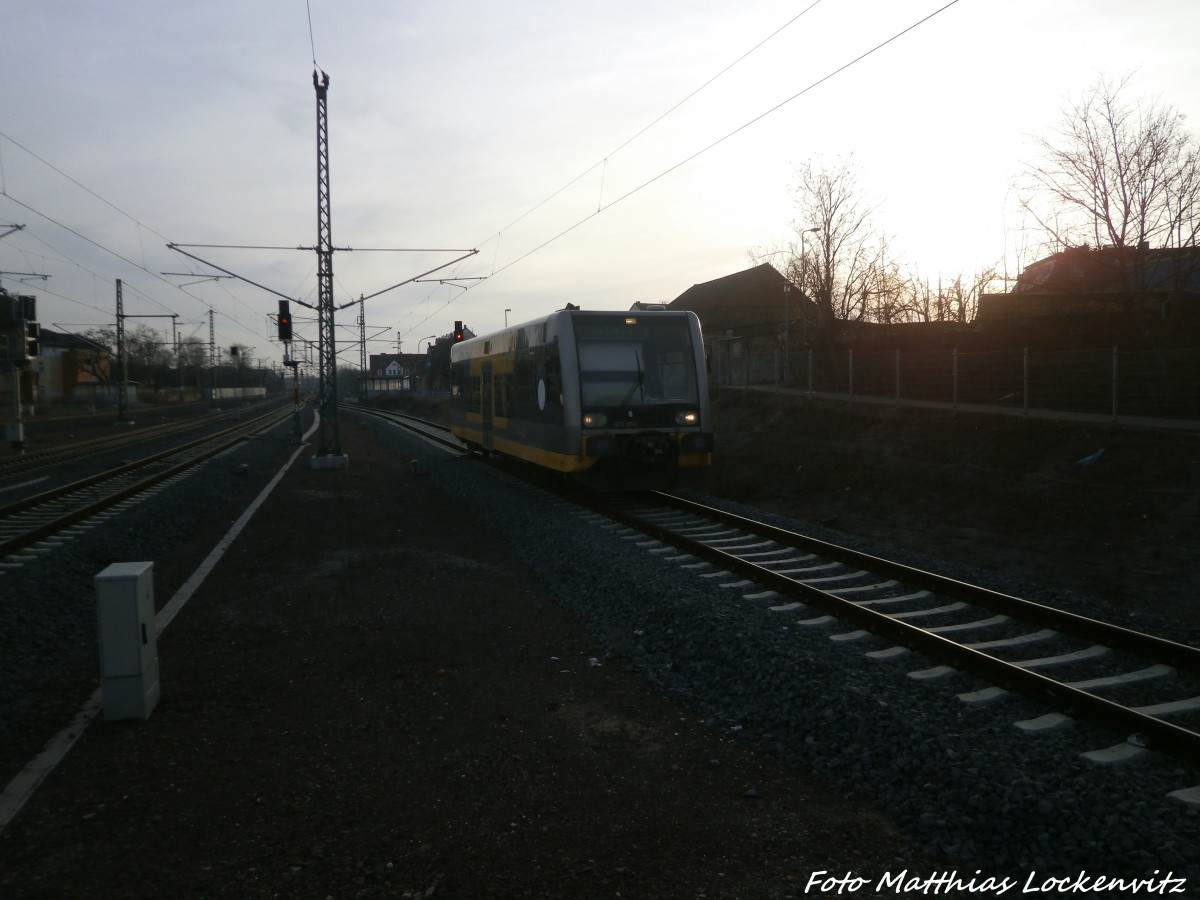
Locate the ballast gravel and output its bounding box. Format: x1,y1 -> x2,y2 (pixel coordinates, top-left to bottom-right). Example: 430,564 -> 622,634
400,422 -> 1200,885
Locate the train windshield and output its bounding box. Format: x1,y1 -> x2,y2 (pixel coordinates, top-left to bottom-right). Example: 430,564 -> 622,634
574,316 -> 698,406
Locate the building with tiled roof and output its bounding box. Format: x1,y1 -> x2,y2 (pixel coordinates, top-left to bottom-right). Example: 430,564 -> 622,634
667,263 -> 815,386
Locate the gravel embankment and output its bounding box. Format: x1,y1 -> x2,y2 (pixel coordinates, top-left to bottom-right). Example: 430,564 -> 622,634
3,408 -> 1199,887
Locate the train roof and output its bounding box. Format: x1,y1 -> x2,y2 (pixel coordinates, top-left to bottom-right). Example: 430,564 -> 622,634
450,308 -> 697,361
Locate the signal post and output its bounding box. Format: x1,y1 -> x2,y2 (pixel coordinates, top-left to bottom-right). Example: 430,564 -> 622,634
2,290 -> 40,454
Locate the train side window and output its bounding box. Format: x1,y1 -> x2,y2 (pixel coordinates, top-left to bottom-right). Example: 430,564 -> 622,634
462,371 -> 482,412
543,341 -> 563,412
514,350 -> 536,418
496,374 -> 514,419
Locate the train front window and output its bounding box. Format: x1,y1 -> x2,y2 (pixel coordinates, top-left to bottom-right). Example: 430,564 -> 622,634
575,319 -> 697,406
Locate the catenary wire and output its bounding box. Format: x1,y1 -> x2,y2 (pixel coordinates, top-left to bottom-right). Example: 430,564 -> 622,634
394,0 -> 967,345
487,0 -> 965,281
483,1 -> 827,245
0,180 -> 274,338
0,130 -> 294,339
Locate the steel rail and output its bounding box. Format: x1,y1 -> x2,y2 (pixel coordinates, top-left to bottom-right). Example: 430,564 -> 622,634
0,399 -> 283,479
0,410 -> 293,560
593,494 -> 1200,764
343,405 -> 463,454
652,491 -> 1200,676
0,417 -> 198,477
0,407 -> 287,518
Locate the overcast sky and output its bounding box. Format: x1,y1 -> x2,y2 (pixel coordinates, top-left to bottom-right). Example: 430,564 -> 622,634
2,0 -> 1198,363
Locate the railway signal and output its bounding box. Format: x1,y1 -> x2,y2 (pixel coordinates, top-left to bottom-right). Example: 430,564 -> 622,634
23,321 -> 39,360
2,293 -> 40,364
278,300 -> 293,341
453,321 -> 464,342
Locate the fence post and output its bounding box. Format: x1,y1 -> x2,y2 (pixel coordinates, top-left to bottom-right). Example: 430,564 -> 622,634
1112,346 -> 1119,421
848,349 -> 854,402
895,349 -> 901,406
1023,348 -> 1030,416
952,348 -> 959,410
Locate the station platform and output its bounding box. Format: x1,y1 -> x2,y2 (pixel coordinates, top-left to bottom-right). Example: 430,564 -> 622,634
0,414 -> 908,899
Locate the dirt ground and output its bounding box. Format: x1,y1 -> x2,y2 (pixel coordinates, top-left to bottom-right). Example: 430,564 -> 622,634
702,388 -> 1200,627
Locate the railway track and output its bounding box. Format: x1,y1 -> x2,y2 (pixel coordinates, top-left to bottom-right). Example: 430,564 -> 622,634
0,404 -> 295,566
0,400 -> 279,483
354,403 -> 1200,803
344,404 -> 461,452
586,493 -> 1200,787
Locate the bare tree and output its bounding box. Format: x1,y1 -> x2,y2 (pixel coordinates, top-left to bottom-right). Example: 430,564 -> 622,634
902,266 -> 1000,323
177,335 -> 206,367
784,156 -> 890,336
1021,74 -> 1200,257
82,324 -> 175,387
942,267 -> 1000,323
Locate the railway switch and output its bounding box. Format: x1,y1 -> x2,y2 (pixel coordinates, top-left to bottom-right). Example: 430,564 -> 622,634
95,561 -> 161,722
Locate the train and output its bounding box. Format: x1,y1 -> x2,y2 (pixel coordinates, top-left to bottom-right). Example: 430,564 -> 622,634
449,306 -> 713,488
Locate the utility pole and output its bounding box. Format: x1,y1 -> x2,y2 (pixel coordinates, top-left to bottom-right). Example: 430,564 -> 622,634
173,315 -> 182,402
358,295 -> 366,401
208,309 -> 216,409
312,68 -> 345,466
164,72 -> 474,456
115,280 -> 131,423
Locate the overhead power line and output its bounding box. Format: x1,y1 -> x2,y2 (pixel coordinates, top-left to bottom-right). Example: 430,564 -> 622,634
484,0 -> 828,245
487,0 -> 966,280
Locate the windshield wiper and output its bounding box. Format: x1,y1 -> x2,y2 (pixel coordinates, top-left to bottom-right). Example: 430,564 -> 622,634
619,349 -> 645,406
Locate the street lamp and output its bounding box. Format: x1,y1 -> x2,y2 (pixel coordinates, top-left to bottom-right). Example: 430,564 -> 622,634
799,226 -> 819,295
783,283 -> 791,386
421,335 -> 437,353
797,226 -> 819,364
504,308 -> 511,327
784,227 -> 819,388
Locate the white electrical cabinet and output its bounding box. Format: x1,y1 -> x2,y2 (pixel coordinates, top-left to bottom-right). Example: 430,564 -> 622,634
95,561 -> 160,721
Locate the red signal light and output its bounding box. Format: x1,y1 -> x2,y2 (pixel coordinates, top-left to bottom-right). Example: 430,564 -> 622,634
278,300 -> 293,341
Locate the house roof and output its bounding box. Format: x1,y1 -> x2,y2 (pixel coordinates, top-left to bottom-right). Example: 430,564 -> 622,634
42,328 -> 108,352
368,352 -> 426,372
667,263 -> 810,334
1016,245 -> 1200,294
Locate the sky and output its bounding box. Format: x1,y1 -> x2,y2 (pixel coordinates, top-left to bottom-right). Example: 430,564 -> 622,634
2,0 -> 1198,367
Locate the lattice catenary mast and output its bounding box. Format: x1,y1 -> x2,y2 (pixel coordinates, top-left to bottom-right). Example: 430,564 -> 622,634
313,68 -> 340,458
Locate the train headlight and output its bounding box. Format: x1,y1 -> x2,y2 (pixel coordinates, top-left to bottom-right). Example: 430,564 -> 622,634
675,411 -> 699,426
583,412 -> 608,428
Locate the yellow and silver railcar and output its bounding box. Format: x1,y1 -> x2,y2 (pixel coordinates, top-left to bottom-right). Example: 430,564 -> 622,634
450,308 -> 712,487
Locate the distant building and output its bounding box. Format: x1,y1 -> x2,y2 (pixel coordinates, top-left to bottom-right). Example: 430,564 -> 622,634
978,245 -> 1200,348
361,351 -> 431,394
668,263 -> 815,386
668,249 -> 1200,380
35,328 -> 115,402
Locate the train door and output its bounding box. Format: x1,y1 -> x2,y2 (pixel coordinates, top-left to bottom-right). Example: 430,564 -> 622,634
481,361 -> 494,453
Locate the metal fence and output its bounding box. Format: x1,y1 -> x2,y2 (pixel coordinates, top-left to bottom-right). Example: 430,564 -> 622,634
771,347 -> 1200,428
